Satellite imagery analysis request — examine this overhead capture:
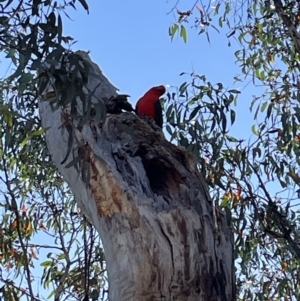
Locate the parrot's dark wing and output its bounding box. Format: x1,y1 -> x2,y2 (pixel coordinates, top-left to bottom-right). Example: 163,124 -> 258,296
106,94 -> 134,114
154,99 -> 163,128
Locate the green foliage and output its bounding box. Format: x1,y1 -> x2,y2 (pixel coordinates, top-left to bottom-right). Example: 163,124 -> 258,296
169,23 -> 188,43
0,1 -> 108,301
166,0 -> 300,299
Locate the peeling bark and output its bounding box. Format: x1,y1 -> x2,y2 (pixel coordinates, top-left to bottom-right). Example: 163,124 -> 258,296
39,51 -> 235,301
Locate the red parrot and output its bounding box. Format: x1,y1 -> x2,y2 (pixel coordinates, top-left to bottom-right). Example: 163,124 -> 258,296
135,85 -> 166,128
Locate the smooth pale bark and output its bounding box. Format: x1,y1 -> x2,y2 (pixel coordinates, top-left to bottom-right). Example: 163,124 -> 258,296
39,51 -> 235,301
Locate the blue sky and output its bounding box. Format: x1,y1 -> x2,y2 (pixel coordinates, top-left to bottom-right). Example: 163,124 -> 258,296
0,0 -> 259,138
61,0 -> 256,137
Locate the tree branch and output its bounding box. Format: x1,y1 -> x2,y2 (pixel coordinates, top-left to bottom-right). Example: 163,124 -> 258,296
39,50 -> 235,301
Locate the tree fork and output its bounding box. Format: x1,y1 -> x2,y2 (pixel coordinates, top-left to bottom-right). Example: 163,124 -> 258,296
39,51 -> 235,301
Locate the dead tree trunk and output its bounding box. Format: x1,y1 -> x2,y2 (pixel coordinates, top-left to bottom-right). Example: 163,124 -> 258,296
39,51 -> 235,301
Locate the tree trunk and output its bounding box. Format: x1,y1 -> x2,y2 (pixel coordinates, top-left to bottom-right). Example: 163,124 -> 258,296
39,51 -> 235,301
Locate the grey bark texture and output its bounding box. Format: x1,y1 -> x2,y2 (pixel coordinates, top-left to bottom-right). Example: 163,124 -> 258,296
39,51 -> 235,301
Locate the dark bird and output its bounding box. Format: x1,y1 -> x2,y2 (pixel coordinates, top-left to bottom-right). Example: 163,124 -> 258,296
106,94 -> 134,114
135,85 -> 166,128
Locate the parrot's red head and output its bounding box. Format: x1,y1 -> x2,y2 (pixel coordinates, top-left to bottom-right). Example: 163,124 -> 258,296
151,85 -> 166,96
